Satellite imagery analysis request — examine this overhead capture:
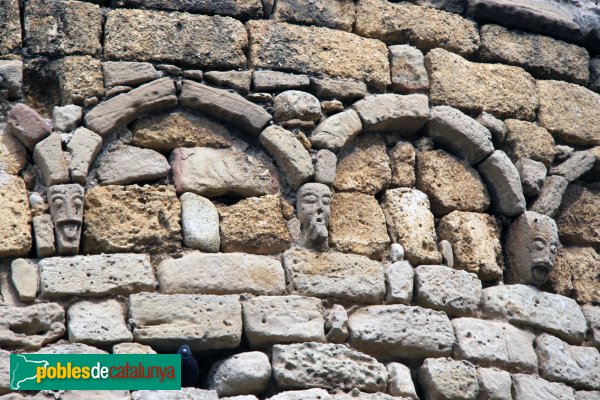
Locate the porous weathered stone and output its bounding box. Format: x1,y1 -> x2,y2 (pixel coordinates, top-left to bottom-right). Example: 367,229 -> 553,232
583,305 -> 600,347
10,259 -> 38,302
68,299 -> 132,345
204,70 -> 253,94
426,48 -> 538,120
537,80 -> 600,146
309,109 -> 363,150
242,296 -> 325,347
389,141 -> 415,188
0,174 -> 32,258
476,111 -> 507,146
310,77 -> 367,102
66,127 -> 102,184
25,0 -> 102,56
180,193 -> 220,252
54,56 -> 104,105
325,304 -> 349,343
385,260 -> 413,305
0,0 -> 21,54
272,0 -> 354,31
548,246 -> 600,305
253,71 -> 310,92
123,0 -> 262,18
477,150 -> 526,217
113,343 -> 156,354
348,304 -> 455,359
247,20 -> 390,90
551,151 -> 596,183
272,342 -> 387,392
479,24 -> 590,84
531,175 -> 569,218
132,389 -> 219,400
52,104 -> 81,133
102,61 -> 158,88
382,188 -> 441,265
481,284 -> 587,344
33,133 -> 69,186
315,149 -> 337,186
355,0 -> 479,56
0,303 -> 64,350
282,250 -> 385,304
273,90 -> 321,122
352,94 -> 429,134
556,184 -> 600,246
6,103 -> 51,151
501,120 -> 555,167
332,391 -> 407,400
437,211 -> 503,281
268,389 -> 332,400
427,106 -> 494,165
180,80 -> 272,136
438,240 -> 453,269
0,349 -> 9,394
0,130 -> 27,175
130,293 -> 241,351
386,363 -> 417,399
105,9 -> 247,68
452,318 -> 537,373
389,45 -> 428,93
512,374 -> 576,400
219,194 -> 291,255
515,158 -> 546,197
32,215 -> 55,257
419,358 -> 478,400
477,368 -> 512,400
208,352 -> 271,397
97,145 -> 170,185
259,125 -> 314,188
416,150 -> 490,215
85,78 -> 177,137
335,134 -> 391,195
0,59 -> 23,99
157,252 -> 285,295
34,342 -> 106,354
330,192 -> 390,260
39,254 -> 155,299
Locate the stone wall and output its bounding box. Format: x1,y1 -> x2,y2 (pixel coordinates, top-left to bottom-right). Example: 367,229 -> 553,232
0,0 -> 600,399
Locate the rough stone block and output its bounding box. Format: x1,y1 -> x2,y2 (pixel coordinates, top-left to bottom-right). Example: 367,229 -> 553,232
418,358 -> 478,400
512,374 -> 576,400
180,193 -> 220,252
268,389 -> 332,400
242,295 -> 325,347
352,94 -> 429,134
591,57 -> 600,93
66,127 -> 102,184
68,299 -> 132,345
348,304 -> 455,359
123,0 -> 262,18
33,133 -> 69,186
130,293 -> 242,351
247,20 -> 390,90
208,352 -> 271,397
477,150 -> 526,217
315,149 -> 337,186
309,109 -> 363,150
556,184 -> 600,247
6,103 -> 51,151
385,260 -> 413,305
272,0 -> 354,31
113,343 -> 156,354
0,0 -> 21,54
102,61 -> 158,88
502,119 -> 555,166
0,129 -> 27,175
549,247 -> 600,312
272,342 -> 387,392
583,305 -> 600,348
530,175 -> 569,218
310,77 -> 367,102
96,145 -> 170,185
477,111 -> 507,146
157,252 -> 285,296
10,258 -> 39,302
0,303 -> 65,350
282,250 -> 385,305
0,59 -> 23,99
131,389 -> 218,400
550,151 -> 596,183
515,158 -> 546,197
0,174 -> 32,258
389,45 -> 428,94
389,141 -> 415,188
52,104 -> 81,133
576,391 -> 600,400
253,71 -> 310,92
477,368 -> 512,400
204,70 -> 252,94
426,48 -> 538,120
39,254 -> 156,299
0,349 -> 9,394
54,56 -> 104,105
386,363 -> 417,399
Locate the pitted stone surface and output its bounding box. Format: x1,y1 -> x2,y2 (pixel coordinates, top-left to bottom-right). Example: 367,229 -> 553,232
0,303 -> 65,350
512,374 -> 576,400
502,119 -> 555,167
0,175 -> 32,258
583,305 -> 600,348
6,103 -> 50,151
272,342 -> 388,392
352,94 -> 429,134
348,304 -> 455,359
96,145 -> 170,185
477,150 -> 526,217
550,151 -> 596,183
54,55 -> 104,105
33,133 -> 69,186
267,389 -> 332,400
131,389 -> 219,400
556,184 -> 600,247
121,0 -> 262,19
52,104 -> 81,132
418,358 -> 479,400
273,90 -> 321,122
309,109 -> 363,150
39,254 -> 155,299
452,318 -> 537,373
481,284 -> 587,344
253,71 -> 310,92
0,0 -> 21,54
0,130 -> 27,175
66,127 -> 102,184
548,246 -> 600,305
310,77 -> 367,102
157,252 -> 285,296
129,293 -> 242,351
242,295 -> 325,347
113,343 -> 156,354
272,0 -> 354,31
415,265 -> 482,317
516,158 -> 546,197
385,261 -> 413,305
389,141 -> 416,188
531,175 -> 569,217
10,258 -> 38,302
207,352 -> 271,397
67,299 -> 132,345
389,45 -> 429,94
387,363 -> 418,399
283,250 -> 385,305
477,368 -> 512,400
83,185 -> 181,254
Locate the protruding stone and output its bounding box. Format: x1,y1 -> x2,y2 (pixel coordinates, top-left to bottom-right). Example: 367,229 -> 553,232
157,252 -> 285,295
0,60 -> 23,100
0,129 -> 27,175
283,250 -> 385,305
348,304 -> 455,359
512,374 -> 576,400
352,94 -> 429,134
113,343 -> 156,354
296,182 -> 331,250
556,184 -> 600,246
6,103 -> 51,151
208,352 -> 271,397
477,150 -> 526,217
10,259 -> 39,302
389,141 -> 416,188
54,56 -> 104,105
0,0 -> 21,55
253,71 -> 310,92
550,151 -> 596,183
385,261 -> 413,305
481,284 -> 587,344
32,215 -> 55,258
324,304 -> 349,344
548,246 -> 600,305
273,90 -> 320,122
205,70 -> 253,94
386,363 -> 417,399
47,184 -> 83,256
33,134 -> 69,186
0,175 -> 32,258
0,303 -> 64,350
180,193 -> 220,252
97,145 -> 170,185
389,243 -> 404,262
272,0 -> 354,31
315,149 -> 337,186
476,111 -> 507,146
389,45 -> 428,93
477,368 -> 512,400
531,175 -> 569,217
68,299 -> 132,345
242,296 -> 325,347
583,305 -> 600,347
272,342 -> 388,392
438,240 -> 453,268
102,61 -> 158,88
52,105 -> 82,132
502,119 -> 555,167
382,188 -> 441,265
418,358 -> 478,400
309,109 -> 363,150
516,158 -> 546,197
66,127 -> 102,184
310,77 -> 367,102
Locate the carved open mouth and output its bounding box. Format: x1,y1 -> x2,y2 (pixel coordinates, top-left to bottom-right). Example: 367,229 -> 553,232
531,262 -> 552,284
56,219 -> 82,241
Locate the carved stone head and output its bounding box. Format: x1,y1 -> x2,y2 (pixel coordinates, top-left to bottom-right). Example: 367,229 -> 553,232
506,211 -> 559,286
47,184 -> 84,255
296,183 -> 331,250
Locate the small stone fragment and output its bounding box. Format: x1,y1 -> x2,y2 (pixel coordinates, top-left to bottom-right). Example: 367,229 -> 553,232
476,111 -> 507,146
550,151 -> 596,183
516,158 -> 546,197
387,363 -> 417,399
5,103 -> 51,151
389,45 -> 428,93
253,71 -> 310,92
325,304 -> 349,344
309,109 -> 363,150
438,240 -> 453,268
204,70 -> 252,94
0,174 -> 32,258
180,192 -> 220,252
315,149 -> 337,186
385,261 -> 413,305
389,141 -> 416,188
310,77 -> 367,102
273,90 -> 321,122
68,299 -> 132,345
320,100 -> 344,115
477,368 -> 512,400
477,150 -> 526,217
502,119 -> 555,166
352,94 -> 429,134
32,214 -> 55,257
10,259 -> 38,302
389,243 -> 404,262
418,358 -> 478,400
66,127 -> 102,184
52,105 -> 82,132
530,175 -> 569,217
208,352 -> 271,397
102,61 -> 158,88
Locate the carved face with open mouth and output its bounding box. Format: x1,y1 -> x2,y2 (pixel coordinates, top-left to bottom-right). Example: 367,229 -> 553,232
297,182 -> 331,250
48,184 -> 84,255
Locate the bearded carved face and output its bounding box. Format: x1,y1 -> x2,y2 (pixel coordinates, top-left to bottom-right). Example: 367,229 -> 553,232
296,183 -> 331,250
47,184 -> 84,255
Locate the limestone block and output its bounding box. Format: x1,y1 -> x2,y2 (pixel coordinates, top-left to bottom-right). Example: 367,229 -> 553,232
180,193 -> 220,252
204,70 -> 252,94
315,149 -> 337,186
0,59 -> 23,99
583,305 -> 600,347
385,261 -> 413,305
282,250 -> 385,305
477,368 -> 512,400
253,71 -> 310,92
97,145 -> 170,185
476,111 -> 507,146
273,91 -> 320,122
502,120 -> 555,167
309,109 -> 362,150
105,9 -> 247,69
33,134 -> 69,186
387,363 -> 417,399
0,130 -> 27,175
10,259 -> 38,302
382,188 -> 441,265
121,0 -> 262,18
67,299 -> 132,345
0,349 -> 9,394
102,61 -> 158,88
52,105 -> 81,133
113,343 -> 156,354
352,94 -> 429,134
157,252 -> 285,296
34,342 -> 106,354
530,175 -> 569,218
54,56 -> 104,105
267,389 -> 332,400
348,304 -> 455,359
437,211 -> 503,281
576,391 -> 600,400
477,150 -> 526,217
6,103 -> 51,151
355,0 -> 479,56
332,392 -> 408,400
207,352 -> 271,397
129,293 -> 242,351
131,389 -> 218,400
389,141 -> 415,188
418,358 -> 478,400
426,48 -> 538,120
0,174 -> 32,257
247,20 -> 390,90
272,342 -> 387,392
389,45 -> 428,93
515,158 -> 546,197
272,0 -> 354,31
481,284 -> 587,344
548,246 -> 600,305
512,374 -> 576,400
84,78 -> 177,137
66,127 -> 102,184
242,295 -> 325,347
452,318 -> 537,373
556,184 -> 600,246
0,0 -> 21,54
550,151 -> 596,183
39,254 -> 155,299
310,77 -> 367,102
324,304 -> 349,343
415,265 -> 481,317
0,303 -> 64,350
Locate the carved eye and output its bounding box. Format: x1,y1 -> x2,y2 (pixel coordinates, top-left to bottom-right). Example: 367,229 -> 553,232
322,197 -> 331,205
73,198 -> 83,208
53,198 -> 64,208
303,194 -> 317,203
531,240 -> 545,251
550,244 -> 558,253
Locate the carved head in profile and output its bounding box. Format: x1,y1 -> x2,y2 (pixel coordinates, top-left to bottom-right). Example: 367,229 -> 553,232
296,183 -> 331,250
47,184 -> 84,255
506,211 -> 559,286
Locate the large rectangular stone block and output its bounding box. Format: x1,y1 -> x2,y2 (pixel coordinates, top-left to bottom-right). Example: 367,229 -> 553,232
0,0 -> 21,54
122,0 -> 262,19
0,175 -> 32,257
247,20 -> 390,90
273,0 -> 354,31
129,293 -> 242,351
105,9 -> 248,69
